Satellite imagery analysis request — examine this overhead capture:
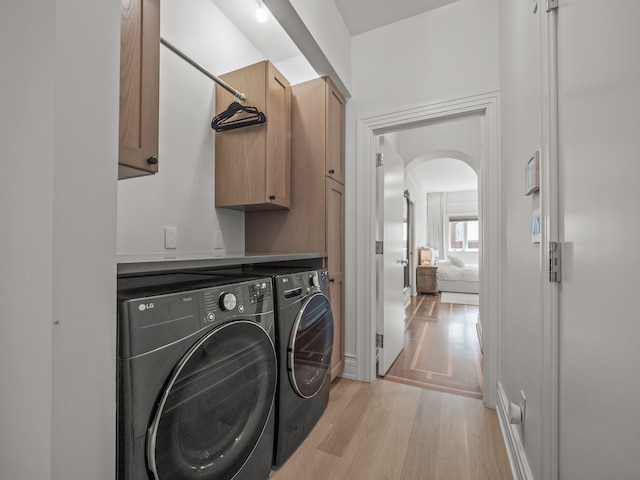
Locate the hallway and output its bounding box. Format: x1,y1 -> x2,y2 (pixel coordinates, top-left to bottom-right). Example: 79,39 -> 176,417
269,295 -> 511,480
385,294 -> 483,399
269,377 -> 510,480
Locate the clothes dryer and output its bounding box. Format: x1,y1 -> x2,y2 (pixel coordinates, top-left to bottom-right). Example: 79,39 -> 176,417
273,269 -> 333,468
117,272 -> 277,480
192,266 -> 334,467
246,267 -> 334,467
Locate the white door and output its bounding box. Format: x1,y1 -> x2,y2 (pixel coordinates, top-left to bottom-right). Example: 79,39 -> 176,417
555,2 -> 640,479
376,137 -> 406,375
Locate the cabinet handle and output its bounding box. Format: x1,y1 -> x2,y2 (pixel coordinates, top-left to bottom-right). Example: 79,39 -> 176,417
146,156 -> 158,165
269,195 -> 276,201
329,169 -> 335,174
329,278 -> 335,283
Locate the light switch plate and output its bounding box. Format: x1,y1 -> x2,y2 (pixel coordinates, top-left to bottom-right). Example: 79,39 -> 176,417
214,231 -> 224,250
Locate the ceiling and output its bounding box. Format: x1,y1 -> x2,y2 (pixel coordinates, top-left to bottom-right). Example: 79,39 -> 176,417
210,0 -> 460,65
210,0 -> 301,63
409,158 -> 478,193
334,0 -> 459,36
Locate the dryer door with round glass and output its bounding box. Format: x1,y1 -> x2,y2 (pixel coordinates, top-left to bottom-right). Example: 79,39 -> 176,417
147,320 -> 276,480
289,293 -> 334,399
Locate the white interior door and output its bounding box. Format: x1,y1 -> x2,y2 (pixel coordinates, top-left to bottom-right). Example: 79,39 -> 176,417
555,2 -> 640,478
377,137 -> 405,375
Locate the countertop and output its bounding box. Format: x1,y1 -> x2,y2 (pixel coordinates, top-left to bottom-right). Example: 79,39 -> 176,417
117,252 -> 326,276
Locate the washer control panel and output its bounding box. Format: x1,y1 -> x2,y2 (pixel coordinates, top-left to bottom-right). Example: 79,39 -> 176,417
219,292 -> 237,312
248,281 -> 270,304
276,269 -> 330,307
202,278 -> 272,326
119,274 -> 274,358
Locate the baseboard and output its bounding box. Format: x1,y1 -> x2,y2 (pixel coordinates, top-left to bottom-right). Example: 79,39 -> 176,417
496,382 -> 534,480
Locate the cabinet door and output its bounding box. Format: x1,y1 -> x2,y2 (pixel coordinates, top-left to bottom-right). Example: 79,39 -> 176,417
215,62 -> 268,208
118,0 -> 159,179
325,79 -> 345,185
215,61 -> 291,210
265,63 -> 291,208
326,178 -> 345,380
329,275 -> 344,381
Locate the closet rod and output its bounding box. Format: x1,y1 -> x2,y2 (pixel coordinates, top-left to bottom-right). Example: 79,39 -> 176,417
160,37 -> 246,103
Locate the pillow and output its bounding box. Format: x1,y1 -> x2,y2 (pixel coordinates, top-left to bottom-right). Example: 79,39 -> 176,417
447,255 -> 465,268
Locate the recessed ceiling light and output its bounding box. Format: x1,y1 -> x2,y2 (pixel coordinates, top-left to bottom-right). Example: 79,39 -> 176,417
255,0 -> 268,23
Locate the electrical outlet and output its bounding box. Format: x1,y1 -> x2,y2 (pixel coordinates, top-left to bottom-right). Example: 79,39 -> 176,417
520,390 -> 527,428
164,227 -> 177,249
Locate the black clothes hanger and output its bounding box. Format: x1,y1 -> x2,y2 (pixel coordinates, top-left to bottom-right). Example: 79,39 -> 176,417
211,101 -> 267,132
158,39 -> 265,132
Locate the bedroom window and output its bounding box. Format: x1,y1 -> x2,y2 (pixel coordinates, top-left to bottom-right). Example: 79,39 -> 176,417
448,216 -> 478,252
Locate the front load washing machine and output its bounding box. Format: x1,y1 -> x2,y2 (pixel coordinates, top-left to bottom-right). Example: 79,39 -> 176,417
117,272 -> 277,480
267,268 -> 334,467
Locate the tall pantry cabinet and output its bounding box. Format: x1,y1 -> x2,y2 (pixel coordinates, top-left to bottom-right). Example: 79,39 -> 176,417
245,76 -> 346,380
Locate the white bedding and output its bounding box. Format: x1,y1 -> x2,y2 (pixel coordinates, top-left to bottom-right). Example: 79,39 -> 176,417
437,260 -> 479,282
436,260 -> 479,293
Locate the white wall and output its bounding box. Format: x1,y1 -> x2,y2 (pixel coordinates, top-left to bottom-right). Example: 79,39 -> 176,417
497,1 -> 545,477
1,3 -> 56,478
1,2 -> 120,480
348,0 -> 499,116
346,0 -> 499,364
404,173 -> 427,246
117,0 -> 271,255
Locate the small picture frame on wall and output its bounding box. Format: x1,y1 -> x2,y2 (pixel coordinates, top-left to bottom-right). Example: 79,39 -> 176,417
531,208 -> 541,243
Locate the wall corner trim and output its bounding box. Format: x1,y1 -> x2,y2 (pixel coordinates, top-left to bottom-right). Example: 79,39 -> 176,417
340,354 -> 359,381
497,381 -> 534,480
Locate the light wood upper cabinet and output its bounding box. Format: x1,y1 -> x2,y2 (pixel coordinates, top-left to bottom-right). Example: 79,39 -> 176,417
214,61 -> 291,210
118,0 -> 160,180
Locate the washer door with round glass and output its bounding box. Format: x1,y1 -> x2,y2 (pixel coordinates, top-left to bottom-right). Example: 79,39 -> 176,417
147,320 -> 276,480
289,293 -> 334,399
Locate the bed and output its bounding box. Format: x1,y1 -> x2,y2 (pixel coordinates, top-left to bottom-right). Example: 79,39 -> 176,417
436,256 -> 479,294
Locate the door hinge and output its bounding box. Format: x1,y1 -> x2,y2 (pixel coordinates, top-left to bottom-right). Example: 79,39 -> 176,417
549,241 -> 561,283
547,0 -> 558,12
376,334 -> 384,348
376,241 -> 384,255
376,153 -> 384,167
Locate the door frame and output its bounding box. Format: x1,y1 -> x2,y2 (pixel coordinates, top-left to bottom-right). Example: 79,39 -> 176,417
354,91 -> 501,408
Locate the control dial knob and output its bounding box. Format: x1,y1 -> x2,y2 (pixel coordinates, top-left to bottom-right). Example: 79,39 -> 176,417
310,274 -> 320,288
219,292 -> 237,312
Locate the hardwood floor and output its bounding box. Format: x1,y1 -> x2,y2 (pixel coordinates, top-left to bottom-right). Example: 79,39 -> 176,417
270,379 -> 513,480
385,294 -> 483,399
269,378 -> 513,480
